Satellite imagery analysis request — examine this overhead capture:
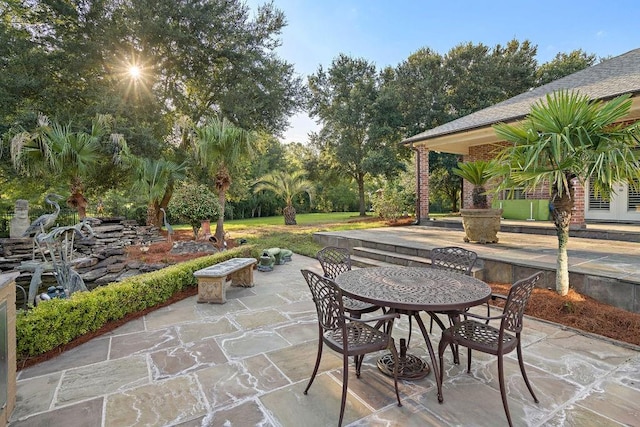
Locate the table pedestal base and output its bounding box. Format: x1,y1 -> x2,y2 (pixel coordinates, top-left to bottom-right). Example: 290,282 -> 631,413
377,338 -> 430,380
377,353 -> 430,380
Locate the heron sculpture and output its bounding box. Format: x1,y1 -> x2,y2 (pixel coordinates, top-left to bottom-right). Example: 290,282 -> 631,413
159,208 -> 174,244
23,194 -> 64,237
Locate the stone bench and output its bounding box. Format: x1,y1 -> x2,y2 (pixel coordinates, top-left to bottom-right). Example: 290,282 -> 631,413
193,257 -> 257,304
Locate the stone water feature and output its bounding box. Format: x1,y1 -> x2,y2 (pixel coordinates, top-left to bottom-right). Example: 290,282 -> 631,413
0,217 -> 172,306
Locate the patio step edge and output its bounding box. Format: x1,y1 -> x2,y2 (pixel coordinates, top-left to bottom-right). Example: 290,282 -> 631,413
352,246 -> 432,268
351,246 -> 484,278
350,255 -> 397,268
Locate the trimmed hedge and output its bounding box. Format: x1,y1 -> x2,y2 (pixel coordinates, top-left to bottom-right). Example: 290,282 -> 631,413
16,245 -> 259,359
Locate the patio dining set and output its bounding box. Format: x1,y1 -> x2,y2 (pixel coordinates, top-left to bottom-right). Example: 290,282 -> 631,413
306,246 -> 542,427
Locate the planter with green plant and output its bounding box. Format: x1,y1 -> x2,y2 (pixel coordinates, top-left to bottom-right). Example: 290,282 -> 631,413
452,159 -> 502,243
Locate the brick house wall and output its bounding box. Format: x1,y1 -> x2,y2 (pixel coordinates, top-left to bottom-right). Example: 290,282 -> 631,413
415,141 -> 587,226
456,143 -> 586,227
571,179 -> 586,227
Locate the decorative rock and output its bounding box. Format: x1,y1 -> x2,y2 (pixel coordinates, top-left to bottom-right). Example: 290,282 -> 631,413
103,248 -> 126,257
1,217 -> 187,293
80,268 -> 108,282
140,263 -> 168,273
93,256 -> 127,269
93,272 -> 123,286
72,257 -> 98,269
170,241 -> 218,255
126,260 -> 143,269
91,224 -> 125,233
106,263 -> 126,273
116,269 -> 141,280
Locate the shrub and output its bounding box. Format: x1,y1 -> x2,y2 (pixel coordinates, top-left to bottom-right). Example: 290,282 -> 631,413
371,181 -> 415,222
16,246 -> 256,359
169,182 -> 221,238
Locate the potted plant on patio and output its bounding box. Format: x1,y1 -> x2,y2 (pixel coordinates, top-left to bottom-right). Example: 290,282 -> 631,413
453,159 -> 502,243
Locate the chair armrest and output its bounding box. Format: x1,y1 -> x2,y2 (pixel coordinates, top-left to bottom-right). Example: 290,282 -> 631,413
464,311 -> 506,322
490,293 -> 507,301
345,313 -> 400,323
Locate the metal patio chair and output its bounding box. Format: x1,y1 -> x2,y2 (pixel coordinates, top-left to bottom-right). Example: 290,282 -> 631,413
437,271 -> 542,427
428,246 -> 478,334
316,246 -> 381,318
301,269 -> 402,426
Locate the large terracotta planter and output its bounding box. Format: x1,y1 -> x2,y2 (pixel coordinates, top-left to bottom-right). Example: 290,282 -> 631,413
460,208 -> 502,244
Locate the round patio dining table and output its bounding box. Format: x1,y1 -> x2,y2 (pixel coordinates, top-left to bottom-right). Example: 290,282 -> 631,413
334,266 -> 491,403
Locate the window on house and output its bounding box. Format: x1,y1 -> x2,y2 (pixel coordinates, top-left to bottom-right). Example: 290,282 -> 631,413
501,188 -> 527,200
588,179 -> 610,211
627,180 -> 640,211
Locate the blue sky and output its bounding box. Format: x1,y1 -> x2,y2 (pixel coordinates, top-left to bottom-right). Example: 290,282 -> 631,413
245,0 -> 640,143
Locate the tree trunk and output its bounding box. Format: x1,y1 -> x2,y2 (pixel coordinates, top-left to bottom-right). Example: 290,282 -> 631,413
283,205 -> 297,225
357,175 -> 366,216
550,179 -> 574,296
67,177 -> 88,219
147,203 -> 161,227
215,189 -> 226,242
449,188 -> 458,213
556,227 -> 570,295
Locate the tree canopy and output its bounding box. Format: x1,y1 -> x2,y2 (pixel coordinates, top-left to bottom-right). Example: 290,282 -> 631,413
0,0 -> 602,227
0,0 -> 304,169
307,54 -> 408,216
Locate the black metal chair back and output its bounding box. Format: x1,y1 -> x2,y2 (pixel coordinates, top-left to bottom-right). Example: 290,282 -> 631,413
304,267 -> 344,332
430,246 -> 477,275
301,269 -> 401,426
427,246 -> 479,339
317,246 -> 351,279
437,271 -> 542,427
316,246 -> 380,317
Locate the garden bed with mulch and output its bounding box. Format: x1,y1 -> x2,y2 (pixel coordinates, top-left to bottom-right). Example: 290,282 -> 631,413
489,283 -> 640,347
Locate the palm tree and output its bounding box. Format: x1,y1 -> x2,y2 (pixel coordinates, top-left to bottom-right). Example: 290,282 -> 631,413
253,170 -> 315,225
192,117 -> 254,241
452,159 -> 497,208
10,114 -> 122,219
130,157 -> 186,227
493,90 -> 640,295
116,139 -> 186,227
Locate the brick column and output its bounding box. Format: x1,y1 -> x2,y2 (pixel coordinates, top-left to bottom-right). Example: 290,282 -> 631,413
570,178 -> 586,229
416,146 -> 430,222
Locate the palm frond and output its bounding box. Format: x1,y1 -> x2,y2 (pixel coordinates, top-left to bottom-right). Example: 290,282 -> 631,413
492,90 -> 638,200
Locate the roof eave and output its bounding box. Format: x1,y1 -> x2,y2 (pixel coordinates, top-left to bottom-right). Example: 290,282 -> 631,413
405,94 -> 640,155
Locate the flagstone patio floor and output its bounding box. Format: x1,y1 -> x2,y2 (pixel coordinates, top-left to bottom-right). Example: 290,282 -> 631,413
10,253 -> 640,426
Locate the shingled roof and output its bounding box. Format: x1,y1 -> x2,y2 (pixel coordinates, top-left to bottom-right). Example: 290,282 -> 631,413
402,48 -> 640,146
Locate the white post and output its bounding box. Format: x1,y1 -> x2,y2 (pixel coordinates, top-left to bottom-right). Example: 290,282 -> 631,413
527,201 -> 535,221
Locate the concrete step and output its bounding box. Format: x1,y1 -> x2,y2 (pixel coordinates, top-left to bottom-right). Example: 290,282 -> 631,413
350,255 -> 397,268
352,246 -> 431,268
351,246 -> 484,278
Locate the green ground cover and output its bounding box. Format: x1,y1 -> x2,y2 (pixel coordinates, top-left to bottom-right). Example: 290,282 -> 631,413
225,212 -> 390,257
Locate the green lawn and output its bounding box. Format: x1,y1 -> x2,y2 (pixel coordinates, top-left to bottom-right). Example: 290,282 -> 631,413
227,212 -> 369,227
172,212 -> 379,231
172,212 -> 395,257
